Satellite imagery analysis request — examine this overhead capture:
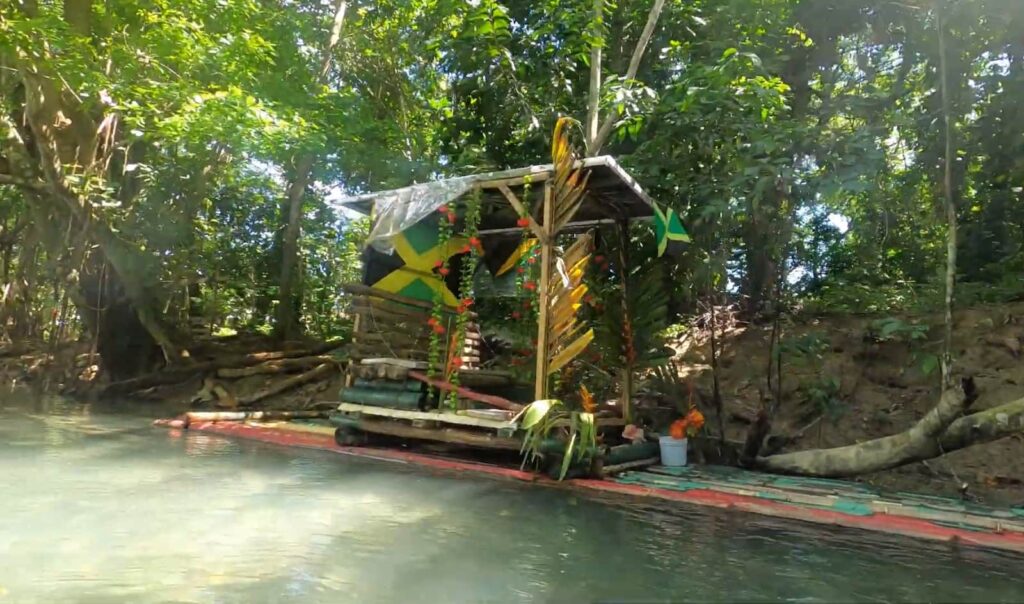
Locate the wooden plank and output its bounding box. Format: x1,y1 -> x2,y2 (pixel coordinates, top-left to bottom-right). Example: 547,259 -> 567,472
342,283 -> 475,317
602,457 -> 660,476
407,370 -> 523,412
336,402 -> 518,430
361,358 -> 428,368
477,171 -> 551,189
344,417 -> 522,451
497,184 -> 546,242
348,343 -> 429,361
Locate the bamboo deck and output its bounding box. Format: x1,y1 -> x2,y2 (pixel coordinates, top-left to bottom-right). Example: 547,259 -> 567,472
154,417 -> 1024,555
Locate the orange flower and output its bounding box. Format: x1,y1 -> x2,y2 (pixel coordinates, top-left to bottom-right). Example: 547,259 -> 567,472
669,419 -> 687,440
580,385 -> 597,413
685,408 -> 705,433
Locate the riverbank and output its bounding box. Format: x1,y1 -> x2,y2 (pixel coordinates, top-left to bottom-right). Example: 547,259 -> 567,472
673,301 -> 1024,506
7,301 -> 1024,507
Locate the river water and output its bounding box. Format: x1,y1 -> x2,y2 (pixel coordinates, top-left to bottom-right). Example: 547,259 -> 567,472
2,396 -> 1023,603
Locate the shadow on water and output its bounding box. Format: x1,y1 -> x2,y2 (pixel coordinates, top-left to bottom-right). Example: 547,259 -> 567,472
1,392 -> 1023,603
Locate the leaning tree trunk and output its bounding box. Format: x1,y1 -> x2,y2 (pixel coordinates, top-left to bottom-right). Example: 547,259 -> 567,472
754,380 -> 974,477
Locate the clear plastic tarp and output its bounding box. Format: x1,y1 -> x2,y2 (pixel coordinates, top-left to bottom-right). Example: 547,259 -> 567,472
360,175 -> 476,254
330,157 -> 651,254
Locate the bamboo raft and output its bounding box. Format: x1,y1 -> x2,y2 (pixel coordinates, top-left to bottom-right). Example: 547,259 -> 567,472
153,417 -> 1024,555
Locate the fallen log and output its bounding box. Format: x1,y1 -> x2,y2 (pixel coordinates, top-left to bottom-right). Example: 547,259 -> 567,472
238,363 -> 338,406
101,340 -> 343,397
217,355 -> 334,379
407,370 -> 523,412
185,410 -> 330,424
754,379 -> 989,477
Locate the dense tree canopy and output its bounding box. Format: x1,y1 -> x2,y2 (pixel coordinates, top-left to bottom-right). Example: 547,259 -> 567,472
0,0 -> 1022,376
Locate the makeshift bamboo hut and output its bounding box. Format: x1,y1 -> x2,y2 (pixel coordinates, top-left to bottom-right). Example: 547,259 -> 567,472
330,120 -> 688,474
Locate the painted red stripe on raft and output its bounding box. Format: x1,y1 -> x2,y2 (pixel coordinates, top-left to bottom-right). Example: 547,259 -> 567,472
163,418 -> 540,482
572,479 -> 1024,553
154,417 -> 1024,554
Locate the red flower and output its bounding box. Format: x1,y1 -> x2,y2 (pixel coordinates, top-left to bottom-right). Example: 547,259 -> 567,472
427,317 -> 438,326
469,236 -> 481,248
461,244 -> 472,254
432,324 -> 446,334
447,211 -> 457,224
439,267 -> 450,276
593,255 -> 605,264
516,267 -> 525,274
511,311 -> 521,319
516,217 -> 530,228
438,205 -> 450,214
524,281 -> 536,291
461,298 -> 474,308
527,256 -> 536,265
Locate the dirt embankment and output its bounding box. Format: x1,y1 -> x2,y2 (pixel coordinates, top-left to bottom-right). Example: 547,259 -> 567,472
673,303 -> 1024,505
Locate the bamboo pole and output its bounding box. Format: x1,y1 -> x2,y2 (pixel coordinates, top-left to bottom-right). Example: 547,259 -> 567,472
497,184 -> 546,240
534,182 -> 554,400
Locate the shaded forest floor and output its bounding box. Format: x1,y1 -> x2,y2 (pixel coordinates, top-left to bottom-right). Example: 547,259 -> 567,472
673,302 -> 1024,506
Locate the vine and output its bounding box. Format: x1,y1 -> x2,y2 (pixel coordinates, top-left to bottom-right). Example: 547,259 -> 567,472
510,177 -> 540,380
427,203 -> 457,399
445,187 -> 483,409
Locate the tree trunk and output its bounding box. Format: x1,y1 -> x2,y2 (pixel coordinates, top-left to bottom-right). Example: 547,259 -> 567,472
276,153 -> 313,340
275,0 -> 348,341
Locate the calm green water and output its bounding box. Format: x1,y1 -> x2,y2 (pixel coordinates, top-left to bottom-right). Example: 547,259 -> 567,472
2,396 -> 1023,603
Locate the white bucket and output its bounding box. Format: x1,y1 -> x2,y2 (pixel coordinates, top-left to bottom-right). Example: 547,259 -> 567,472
659,436 -> 688,467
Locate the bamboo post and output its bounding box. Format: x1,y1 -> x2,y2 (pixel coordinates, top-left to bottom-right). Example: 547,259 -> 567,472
534,182 -> 554,400
618,219 -> 632,421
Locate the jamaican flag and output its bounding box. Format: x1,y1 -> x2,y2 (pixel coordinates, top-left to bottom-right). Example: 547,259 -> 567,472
362,216 -> 468,306
653,203 -> 691,258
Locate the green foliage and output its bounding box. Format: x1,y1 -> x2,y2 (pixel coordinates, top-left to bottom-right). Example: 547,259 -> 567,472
868,317 -> 930,344
2,0 -> 1024,365
516,399 -> 597,481
800,375 -> 846,424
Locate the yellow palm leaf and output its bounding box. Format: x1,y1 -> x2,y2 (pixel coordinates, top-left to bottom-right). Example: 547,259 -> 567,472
549,329 -> 595,374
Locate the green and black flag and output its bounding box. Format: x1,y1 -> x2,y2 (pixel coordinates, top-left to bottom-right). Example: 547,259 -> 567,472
653,203 -> 691,258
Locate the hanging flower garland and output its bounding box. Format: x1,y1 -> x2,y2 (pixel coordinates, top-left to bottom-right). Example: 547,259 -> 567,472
509,177 -> 540,378
426,203 -> 457,396
444,187 -> 483,409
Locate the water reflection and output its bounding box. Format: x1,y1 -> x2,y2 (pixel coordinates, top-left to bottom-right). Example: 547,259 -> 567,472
1,398 -> 1023,603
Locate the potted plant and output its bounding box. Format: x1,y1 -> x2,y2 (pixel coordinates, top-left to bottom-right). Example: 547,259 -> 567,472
659,407 -> 705,467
